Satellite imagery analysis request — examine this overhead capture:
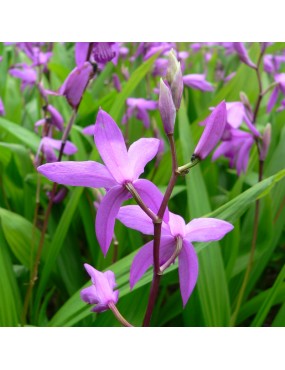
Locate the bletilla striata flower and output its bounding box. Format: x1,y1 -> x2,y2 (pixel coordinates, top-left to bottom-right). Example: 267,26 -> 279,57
81,264 -> 119,313
35,137 -> 77,166
117,206 -> 233,306
122,98 -> 157,129
193,101 -> 227,160
38,109 -> 164,255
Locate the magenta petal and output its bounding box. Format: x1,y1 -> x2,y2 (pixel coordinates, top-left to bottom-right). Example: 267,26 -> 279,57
82,124 -> 95,136
117,205 -> 154,235
236,138 -> 254,175
243,114 -> 261,138
40,137 -> 77,156
178,240 -> 199,307
75,42 -> 90,67
132,179 -> 169,221
183,74 -> 214,92
95,185 -> 131,256
226,102 -> 244,128
38,161 -> 116,188
185,218 -> 234,242
46,105 -> 64,131
234,43 -> 256,69
80,285 -> 99,304
130,236 -> 175,288
94,109 -> 132,183
266,86 -> 279,113
168,212 -> 186,237
59,62 -> 93,109
128,138 -> 160,179
194,101 -> 227,159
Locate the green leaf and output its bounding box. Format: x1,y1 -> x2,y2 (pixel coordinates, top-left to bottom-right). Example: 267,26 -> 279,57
0,207 -> 50,269
35,187 -> 84,309
0,117 -> 40,152
250,264 -> 285,327
0,223 -> 22,326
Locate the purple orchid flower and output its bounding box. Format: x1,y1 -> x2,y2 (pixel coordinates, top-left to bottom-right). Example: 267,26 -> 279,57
81,264 -> 119,313
47,62 -> 94,109
267,73 -> 285,113
233,43 -> 256,69
212,128 -> 255,175
194,101 -> 227,160
75,42 -> 119,68
130,43 -> 174,62
35,137 -> 77,165
263,54 -> 285,74
211,101 -> 261,175
9,64 -> 37,91
35,104 -> 64,131
117,207 -> 233,306
122,98 -> 157,129
225,102 -> 260,137
38,109 -> 165,255
0,98 -> 5,116
183,74 -> 214,92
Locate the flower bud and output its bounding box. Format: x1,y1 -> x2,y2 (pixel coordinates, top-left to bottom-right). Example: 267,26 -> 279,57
166,49 -> 183,109
260,123 -> 271,161
59,62 -> 94,109
158,78 -> 176,135
194,101 -> 227,159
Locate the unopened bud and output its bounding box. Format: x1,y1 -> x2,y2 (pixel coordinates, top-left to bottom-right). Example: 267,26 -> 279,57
166,49 -> 183,110
158,78 -> 176,135
260,123 -> 271,161
240,91 -> 253,121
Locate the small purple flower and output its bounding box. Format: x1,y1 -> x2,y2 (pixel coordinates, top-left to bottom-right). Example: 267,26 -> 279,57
46,104 -> 64,131
212,129 -> 255,175
80,264 -> 119,313
183,74 -> 214,92
38,109 -> 164,255
117,207 -> 233,306
35,137 -> 77,165
233,42 -> 256,69
225,102 -> 260,137
194,101 -> 227,160
75,42 -> 119,68
9,64 -> 37,91
267,73 -> 285,113
263,54 -> 285,74
122,98 -> 157,129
